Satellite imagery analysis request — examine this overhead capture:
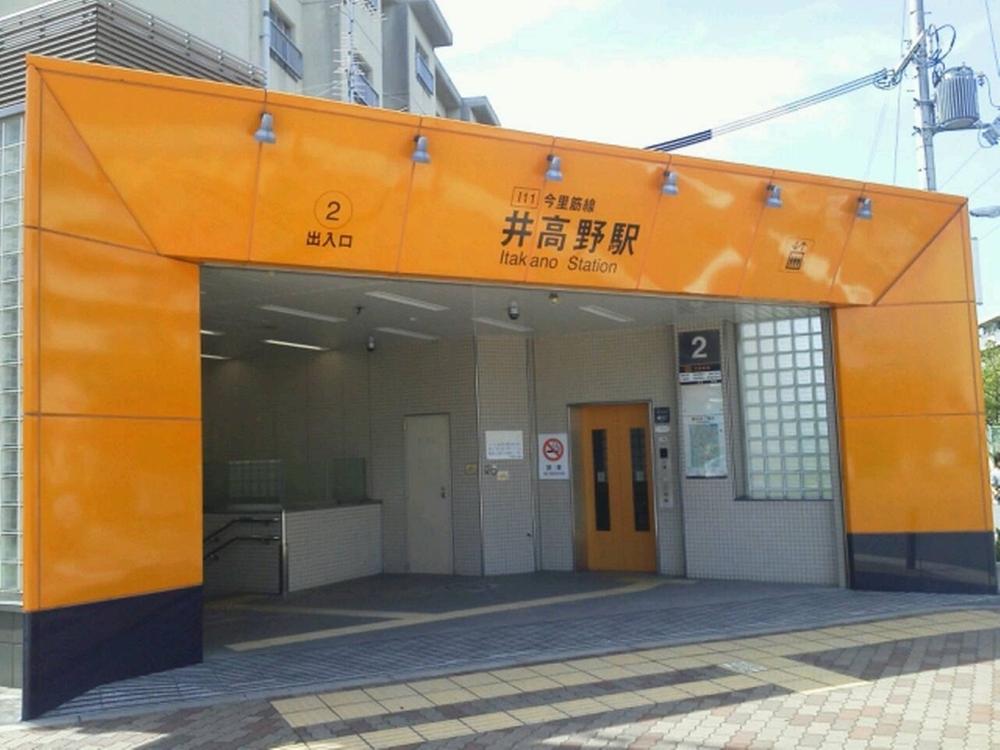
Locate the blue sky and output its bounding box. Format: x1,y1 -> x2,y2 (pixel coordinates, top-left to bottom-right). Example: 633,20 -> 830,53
435,0 -> 1000,323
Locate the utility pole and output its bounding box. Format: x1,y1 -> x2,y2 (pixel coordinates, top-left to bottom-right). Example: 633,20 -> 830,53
260,0 -> 271,89
909,0 -> 937,190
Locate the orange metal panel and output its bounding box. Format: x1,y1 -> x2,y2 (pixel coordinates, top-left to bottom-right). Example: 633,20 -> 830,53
831,187 -> 960,305
741,173 -> 861,302
840,414 -> 989,534
250,93 -> 414,273
37,415 -> 202,609
22,228 -> 38,415
960,210 -> 976,302
640,158 -> 769,297
878,211 -> 969,305
969,303 -> 987,416
37,65 -> 264,261
39,232 -> 200,418
21,415 -> 38,611
833,303 -> 979,418
521,139 -> 666,290
398,120 -> 553,283
37,80 -> 153,253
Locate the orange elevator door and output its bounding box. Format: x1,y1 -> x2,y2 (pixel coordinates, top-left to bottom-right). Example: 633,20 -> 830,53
579,403 -> 656,572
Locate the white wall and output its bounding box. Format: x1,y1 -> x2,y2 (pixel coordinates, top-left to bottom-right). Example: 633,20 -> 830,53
368,337 -> 481,574
532,327 -> 686,576
203,320 -> 844,586
286,505 -> 382,591
476,337 -> 536,575
675,321 -> 843,586
202,348 -> 370,510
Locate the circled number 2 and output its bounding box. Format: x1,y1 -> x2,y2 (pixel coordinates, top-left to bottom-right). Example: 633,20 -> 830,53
314,191 -> 353,229
690,335 -> 708,359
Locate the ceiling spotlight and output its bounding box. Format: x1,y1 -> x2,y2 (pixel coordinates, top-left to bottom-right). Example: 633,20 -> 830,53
765,183 -> 783,209
412,135 -> 430,164
856,196 -> 873,220
253,112 -> 276,144
548,292 -> 560,304
366,335 -> 376,353
545,154 -> 563,182
661,169 -> 679,196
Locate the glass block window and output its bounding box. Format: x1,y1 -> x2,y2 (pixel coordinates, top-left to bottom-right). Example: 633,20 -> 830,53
738,315 -> 833,500
0,113 -> 22,598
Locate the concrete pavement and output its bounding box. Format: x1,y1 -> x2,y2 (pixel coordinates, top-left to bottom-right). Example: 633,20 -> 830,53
4,607 -> 1000,748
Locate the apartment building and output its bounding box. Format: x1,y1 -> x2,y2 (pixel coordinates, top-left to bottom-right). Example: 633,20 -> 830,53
0,0 -> 499,122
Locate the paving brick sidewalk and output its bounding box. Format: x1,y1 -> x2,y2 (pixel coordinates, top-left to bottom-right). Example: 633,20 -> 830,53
47,579 -> 1000,721
2,608 -> 999,748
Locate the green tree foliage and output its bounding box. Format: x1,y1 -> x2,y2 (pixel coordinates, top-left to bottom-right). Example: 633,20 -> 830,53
984,345 -> 1000,426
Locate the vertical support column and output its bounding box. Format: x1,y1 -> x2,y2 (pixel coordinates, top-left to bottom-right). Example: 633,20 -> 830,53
834,212 -> 994,593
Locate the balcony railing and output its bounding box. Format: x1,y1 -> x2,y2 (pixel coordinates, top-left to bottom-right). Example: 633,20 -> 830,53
351,68 -> 380,107
269,18 -> 303,80
414,50 -> 434,95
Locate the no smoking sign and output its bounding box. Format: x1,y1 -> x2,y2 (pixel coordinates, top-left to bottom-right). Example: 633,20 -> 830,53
538,433 -> 569,480
542,438 -> 564,462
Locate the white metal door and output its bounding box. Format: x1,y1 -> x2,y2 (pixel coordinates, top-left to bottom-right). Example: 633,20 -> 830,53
404,414 -> 453,574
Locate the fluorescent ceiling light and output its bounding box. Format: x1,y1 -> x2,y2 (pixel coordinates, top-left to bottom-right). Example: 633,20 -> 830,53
263,339 -> 329,351
200,354 -> 230,360
259,304 -> 345,324
375,327 -> 438,341
579,305 -> 634,323
472,316 -> 533,333
200,329 -> 224,336
365,291 -> 448,312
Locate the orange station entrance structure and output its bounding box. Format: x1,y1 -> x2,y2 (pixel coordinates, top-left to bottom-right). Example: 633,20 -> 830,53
16,55 -> 995,717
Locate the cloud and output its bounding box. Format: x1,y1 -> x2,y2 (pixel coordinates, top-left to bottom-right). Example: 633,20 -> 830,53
433,0 -> 613,55
446,51 -> 813,149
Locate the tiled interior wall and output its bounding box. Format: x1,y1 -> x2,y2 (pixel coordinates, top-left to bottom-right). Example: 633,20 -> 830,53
203,336 -> 481,578
203,317 -> 844,587
203,513 -> 281,597
368,337 -> 481,575
532,327 -> 685,576
476,337 -> 536,575
286,505 -> 382,591
201,349 -> 370,510
677,321 -> 842,586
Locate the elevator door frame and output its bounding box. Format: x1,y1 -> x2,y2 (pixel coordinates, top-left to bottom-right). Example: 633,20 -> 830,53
569,400 -> 661,573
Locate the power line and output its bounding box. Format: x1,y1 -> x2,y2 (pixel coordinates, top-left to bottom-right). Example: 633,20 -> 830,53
968,164 -> 1000,198
940,144 -> 983,189
645,69 -> 893,152
865,93 -> 890,181
892,0 -> 907,184
985,0 -> 1000,78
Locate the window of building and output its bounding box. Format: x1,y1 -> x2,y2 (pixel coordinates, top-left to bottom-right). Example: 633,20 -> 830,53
350,57 -> 379,107
737,315 -> 834,500
269,6 -> 304,80
414,42 -> 434,95
0,112 -> 22,599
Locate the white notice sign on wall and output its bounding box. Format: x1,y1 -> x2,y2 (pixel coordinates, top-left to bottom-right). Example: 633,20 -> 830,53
485,430 -> 524,460
538,433 -> 569,479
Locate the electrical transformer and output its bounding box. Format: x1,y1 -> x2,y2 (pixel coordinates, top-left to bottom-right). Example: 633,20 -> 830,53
935,65 -> 980,131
